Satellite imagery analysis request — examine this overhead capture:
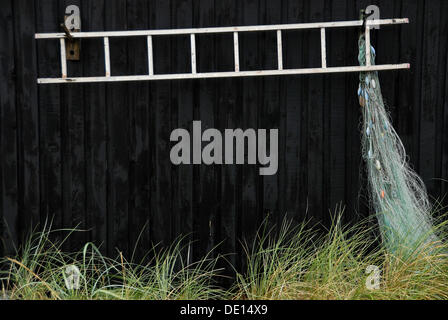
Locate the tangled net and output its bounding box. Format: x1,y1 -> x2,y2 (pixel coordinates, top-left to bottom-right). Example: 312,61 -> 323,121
358,35 -> 438,255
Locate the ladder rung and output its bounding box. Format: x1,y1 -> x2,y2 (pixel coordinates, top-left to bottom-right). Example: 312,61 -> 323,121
233,32 -> 239,72
321,28 -> 327,68
147,35 -> 154,75
104,37 -> 111,77
190,34 -> 196,74
277,30 -> 283,70
60,38 -> 67,78
365,26 -> 371,67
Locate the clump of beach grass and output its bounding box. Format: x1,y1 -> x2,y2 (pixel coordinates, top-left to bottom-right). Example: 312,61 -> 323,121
233,212 -> 448,300
0,222 -> 223,300
2,211 -> 448,300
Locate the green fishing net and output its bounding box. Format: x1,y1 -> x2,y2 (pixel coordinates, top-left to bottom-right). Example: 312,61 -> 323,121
357,35 -> 438,255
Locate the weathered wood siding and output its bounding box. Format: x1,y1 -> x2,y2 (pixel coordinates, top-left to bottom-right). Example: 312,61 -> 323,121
1,0 -> 447,262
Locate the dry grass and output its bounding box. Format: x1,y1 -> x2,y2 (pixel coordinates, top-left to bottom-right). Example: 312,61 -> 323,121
233,214 -> 448,300
2,213 -> 448,300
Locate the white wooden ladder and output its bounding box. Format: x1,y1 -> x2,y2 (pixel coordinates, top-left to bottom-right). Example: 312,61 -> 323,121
35,18 -> 410,84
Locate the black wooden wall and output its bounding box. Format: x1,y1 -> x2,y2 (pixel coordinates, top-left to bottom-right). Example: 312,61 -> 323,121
1,0 -> 447,265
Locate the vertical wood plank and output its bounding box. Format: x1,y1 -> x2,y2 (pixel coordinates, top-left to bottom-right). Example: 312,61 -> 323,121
35,0 -> 63,239
59,0 -> 86,250
239,0 -> 261,265
83,0 -> 108,252
419,0 -> 441,200
434,0 -> 448,206
259,0 -> 281,228
397,0 -> 420,171
12,0 -> 40,236
344,0 -> 364,221
283,0 -> 305,223
351,0 -> 371,221
149,0 -> 173,247
105,0 -> 130,256
327,0 -> 348,218
171,0 -> 194,259
215,0 -> 241,271
320,0 -> 332,225
194,0 -> 219,262
0,0 -> 19,255
441,1 -> 448,203
375,0 -> 400,123
304,0 -> 325,225
127,0 -> 151,260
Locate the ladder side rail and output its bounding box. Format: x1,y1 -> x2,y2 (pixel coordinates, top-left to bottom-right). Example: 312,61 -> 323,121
35,18 -> 409,39
37,64 -> 411,84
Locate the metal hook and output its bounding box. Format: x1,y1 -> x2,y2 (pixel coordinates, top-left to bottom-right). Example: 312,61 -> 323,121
360,9 -> 375,30
60,23 -> 74,41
